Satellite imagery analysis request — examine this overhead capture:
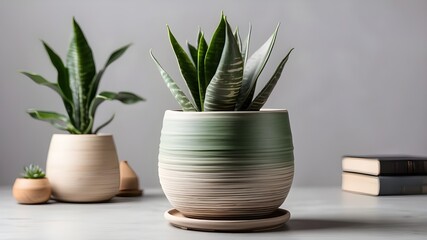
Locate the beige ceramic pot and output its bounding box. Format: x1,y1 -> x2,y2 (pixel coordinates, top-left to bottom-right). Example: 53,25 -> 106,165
46,134 -> 120,202
12,178 -> 51,204
159,109 -> 294,219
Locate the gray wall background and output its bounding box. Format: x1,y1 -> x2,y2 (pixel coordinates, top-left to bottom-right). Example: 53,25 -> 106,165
1,0 -> 427,188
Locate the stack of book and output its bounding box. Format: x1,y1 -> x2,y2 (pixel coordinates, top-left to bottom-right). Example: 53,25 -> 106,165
341,155 -> 427,196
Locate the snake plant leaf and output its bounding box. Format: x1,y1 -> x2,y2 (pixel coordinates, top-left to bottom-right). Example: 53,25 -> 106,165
167,26 -> 201,110
248,48 -> 293,111
234,27 -> 242,53
66,18 -> 96,130
241,23 -> 252,65
187,42 -> 198,65
204,19 -> 243,111
93,114 -> 115,134
41,42 -> 75,123
186,29 -> 203,65
197,33 -> 208,110
21,72 -> 61,95
85,91 -> 144,133
87,69 -> 104,110
27,109 -> 80,134
236,24 -> 279,110
20,72 -> 76,120
42,41 -> 73,103
104,44 -> 131,68
150,50 -> 197,112
94,91 -> 145,106
204,14 -> 226,87
87,44 -> 131,111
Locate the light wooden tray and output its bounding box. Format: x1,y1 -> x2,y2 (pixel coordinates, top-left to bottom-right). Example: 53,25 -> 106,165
164,208 -> 290,232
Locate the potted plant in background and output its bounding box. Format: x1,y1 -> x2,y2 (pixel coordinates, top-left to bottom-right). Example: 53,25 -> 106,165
21,18 -> 144,202
13,164 -> 51,204
151,13 -> 294,231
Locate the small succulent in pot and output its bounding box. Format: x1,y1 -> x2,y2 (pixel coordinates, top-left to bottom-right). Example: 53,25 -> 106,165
13,164 -> 51,204
151,13 -> 293,111
22,18 -> 144,134
22,164 -> 46,179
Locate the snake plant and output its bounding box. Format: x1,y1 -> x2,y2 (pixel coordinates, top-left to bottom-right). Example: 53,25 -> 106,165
22,164 -> 46,179
151,13 -> 293,111
22,18 -> 144,134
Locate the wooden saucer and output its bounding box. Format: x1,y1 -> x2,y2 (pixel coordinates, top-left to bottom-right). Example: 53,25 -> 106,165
116,189 -> 143,197
164,208 -> 290,232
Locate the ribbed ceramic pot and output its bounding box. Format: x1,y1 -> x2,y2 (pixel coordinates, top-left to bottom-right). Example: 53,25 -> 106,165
159,109 -> 294,219
46,134 -> 120,202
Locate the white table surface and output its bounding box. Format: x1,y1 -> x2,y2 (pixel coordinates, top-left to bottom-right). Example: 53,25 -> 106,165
1,186 -> 426,240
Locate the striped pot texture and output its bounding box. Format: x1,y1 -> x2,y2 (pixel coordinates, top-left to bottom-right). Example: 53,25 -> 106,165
159,109 -> 294,219
46,134 -> 120,202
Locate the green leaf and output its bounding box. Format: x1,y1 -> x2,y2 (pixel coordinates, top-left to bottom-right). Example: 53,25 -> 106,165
21,72 -> 76,122
204,14 -> 226,87
234,27 -> 242,53
249,48 -> 293,111
94,114 -> 115,134
66,18 -> 96,131
22,164 -> 45,179
104,44 -> 131,69
197,33 -> 208,110
236,24 -> 279,110
242,24 -> 252,65
96,91 -> 145,105
86,69 -> 104,111
21,72 -> 60,93
85,91 -> 144,133
204,19 -> 243,111
27,109 -> 80,134
42,41 -> 73,102
187,42 -> 198,65
41,41 -> 75,124
167,26 -> 201,110
150,50 -> 197,112
87,44 -> 131,114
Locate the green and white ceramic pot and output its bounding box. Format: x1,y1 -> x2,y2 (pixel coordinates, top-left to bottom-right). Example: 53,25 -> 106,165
158,109 -> 294,219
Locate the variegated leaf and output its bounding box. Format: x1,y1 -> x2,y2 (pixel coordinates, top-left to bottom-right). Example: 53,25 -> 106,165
204,14 -> 226,87
197,32 -> 208,110
21,72 -> 61,95
27,109 -> 80,134
249,48 -> 293,111
168,26 -> 201,110
42,41 -> 73,103
150,50 -> 197,112
236,24 -> 279,110
41,42 -> 75,123
187,42 -> 198,65
104,44 -> 131,68
66,18 -> 96,130
84,91 -> 144,133
87,44 -> 131,112
204,19 -> 243,111
242,23 -> 252,65
234,27 -> 242,53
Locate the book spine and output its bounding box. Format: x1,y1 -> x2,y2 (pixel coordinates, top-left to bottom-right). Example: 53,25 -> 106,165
379,176 -> 427,195
380,160 -> 427,175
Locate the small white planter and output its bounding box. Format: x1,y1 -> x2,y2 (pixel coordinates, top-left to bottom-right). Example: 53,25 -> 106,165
159,109 -> 294,219
46,134 -> 120,202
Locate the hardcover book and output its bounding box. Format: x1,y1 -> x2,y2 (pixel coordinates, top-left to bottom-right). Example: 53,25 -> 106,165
342,155 -> 427,176
342,172 -> 427,196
